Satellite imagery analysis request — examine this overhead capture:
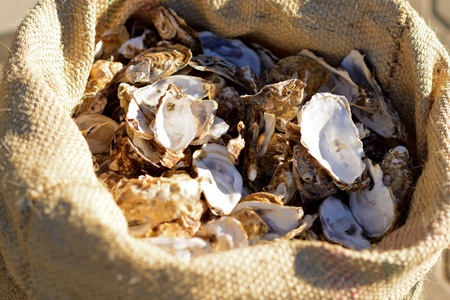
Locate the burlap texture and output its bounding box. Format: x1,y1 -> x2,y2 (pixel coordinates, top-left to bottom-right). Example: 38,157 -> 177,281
0,0 -> 449,299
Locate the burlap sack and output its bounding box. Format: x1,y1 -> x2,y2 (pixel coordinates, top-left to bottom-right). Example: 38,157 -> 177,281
0,0 -> 449,299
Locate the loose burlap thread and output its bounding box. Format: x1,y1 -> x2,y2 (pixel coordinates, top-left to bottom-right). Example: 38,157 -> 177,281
0,0 -> 449,299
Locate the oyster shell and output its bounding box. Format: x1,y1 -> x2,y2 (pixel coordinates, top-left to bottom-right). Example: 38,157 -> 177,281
243,109 -> 263,182
276,214 -> 318,241
232,201 -> 304,241
98,25 -> 130,59
193,143 -> 243,215
150,6 -> 202,56
130,75 -> 215,132
279,119 -> 301,144
120,44 -> 192,84
143,200 -> 206,238
75,114 -> 119,155
254,133 -> 292,189
381,146 -> 412,204
199,31 -> 261,74
114,174 -> 203,232
195,217 -> 248,251
214,86 -> 245,133
299,93 -> 367,190
147,222 -> 194,238
152,84 -> 197,152
299,50 -> 359,104
189,99 -> 219,141
133,75 -> 214,110
143,237 -> 213,263
319,196 -> 370,250
190,116 -> 229,146
292,144 -> 337,207
230,207 -> 270,244
240,192 -> 284,205
262,55 -> 328,100
250,42 -> 279,71
79,60 -> 124,114
340,50 -> 406,140
132,136 -> 192,169
263,161 -> 297,204
118,29 -> 153,59
226,121 -> 246,165
257,112 -> 276,157
117,83 -> 137,114
349,159 -> 396,238
188,55 -> 259,94
109,124 -> 162,175
241,79 -> 306,122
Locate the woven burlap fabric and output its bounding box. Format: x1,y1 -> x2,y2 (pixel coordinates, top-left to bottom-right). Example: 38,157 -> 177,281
0,0 -> 449,298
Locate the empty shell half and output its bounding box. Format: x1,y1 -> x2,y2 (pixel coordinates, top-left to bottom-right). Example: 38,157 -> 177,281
232,201 -> 304,241
193,143 -> 243,215
75,114 -> 119,155
349,159 -> 396,238
299,93 -> 366,190
195,217 -> 248,251
320,196 -> 370,250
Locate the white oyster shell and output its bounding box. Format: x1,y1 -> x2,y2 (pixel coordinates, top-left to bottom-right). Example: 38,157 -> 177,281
132,75 -> 212,119
189,99 -> 218,140
142,237 -> 213,263
193,143 -> 243,215
75,114 -> 119,154
118,29 -> 152,59
195,217 -> 248,251
320,196 -> 370,250
257,112 -> 276,157
232,201 -> 304,241
299,93 -> 365,189
350,158 -> 396,238
190,117 -> 229,146
153,85 -> 197,152
126,98 -> 154,140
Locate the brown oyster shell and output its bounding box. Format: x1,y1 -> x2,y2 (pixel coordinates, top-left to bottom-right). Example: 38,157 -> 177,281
240,192 -> 284,205
149,6 -> 202,56
114,174 -> 203,232
214,86 -> 245,134
188,55 -> 259,94
98,25 -> 130,60
292,144 -> 337,208
381,146 -> 412,204
241,79 -> 306,122
230,207 -> 270,244
119,44 -> 192,84
226,121 -> 246,165
262,55 -> 328,100
79,60 -> 124,114
109,124 -> 163,176
263,161 -> 297,204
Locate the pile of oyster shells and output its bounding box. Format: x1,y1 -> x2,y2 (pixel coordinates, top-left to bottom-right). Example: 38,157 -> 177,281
74,6 -> 413,261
